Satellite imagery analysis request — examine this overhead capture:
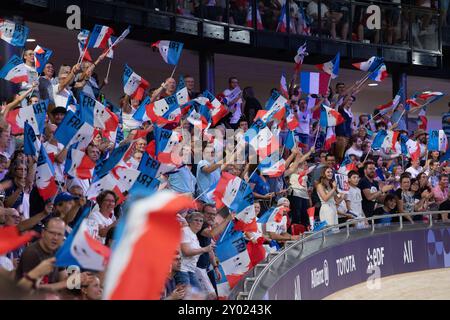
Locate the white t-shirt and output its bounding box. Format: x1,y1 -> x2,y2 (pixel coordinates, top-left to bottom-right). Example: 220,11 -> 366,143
405,166 -> 422,179
345,146 -> 363,159
307,1 -> 329,20
296,110 -> 311,135
180,226 -> 202,273
89,210 -> 116,244
44,141 -> 65,183
266,215 -> 287,235
347,186 -> 363,218
52,83 -> 73,109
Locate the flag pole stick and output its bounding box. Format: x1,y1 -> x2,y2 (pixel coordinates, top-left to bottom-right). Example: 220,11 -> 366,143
105,59 -> 112,82
78,45 -> 88,65
170,64 -> 178,79
313,124 -> 321,148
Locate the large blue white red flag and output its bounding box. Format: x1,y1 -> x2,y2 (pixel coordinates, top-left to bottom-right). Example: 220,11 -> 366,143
372,129 -> 399,151
400,135 -> 421,161
6,99 -> 48,135
368,63 -> 388,82
215,230 -> 252,289
428,130 -> 448,152
151,40 -> 184,65
352,56 -> 383,72
319,105 -> 344,127
315,52 -> 340,79
0,19 -> 29,47
202,90 -> 229,125
133,94 -> 181,127
77,29 -> 93,62
376,85 -> 403,115
123,64 -> 149,101
0,55 -> 28,84
87,24 -> 114,48
300,72 -> 330,95
213,172 -> 257,232
103,191 -> 194,299
23,122 -> 41,159
54,110 -> 95,149
56,208 -> 111,271
33,45 -> 53,74
36,145 -> 58,201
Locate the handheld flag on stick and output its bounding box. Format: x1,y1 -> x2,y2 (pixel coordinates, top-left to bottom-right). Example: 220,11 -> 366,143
0,226 -> 37,255
428,130 -> 448,152
36,145 -> 58,201
368,63 -> 388,82
123,64 -> 149,101
352,56 -> 383,72
87,24 -> 114,49
0,55 -> 28,84
0,19 -> 29,47
315,52 -> 340,79
103,191 -> 194,300
376,85 -> 403,116
294,42 -> 308,72
151,40 -> 184,65
319,105 -> 344,127
300,72 -> 330,95
77,29 -> 93,63
56,208 -> 111,271
34,45 -> 53,74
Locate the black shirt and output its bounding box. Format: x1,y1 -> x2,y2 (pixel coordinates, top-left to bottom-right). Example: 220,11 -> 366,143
196,224 -> 211,269
358,177 -> 379,218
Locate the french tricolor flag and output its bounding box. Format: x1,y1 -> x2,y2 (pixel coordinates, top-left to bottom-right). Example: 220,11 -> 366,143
280,72 -> 288,98
376,86 -> 403,115
0,226 -> 37,256
54,111 -> 96,150
352,56 -> 383,72
246,5 -> 264,30
216,230 -> 252,289
133,95 -> 181,127
315,52 -> 340,79
87,174 -> 126,204
418,91 -> 444,104
372,130 -> 399,151
319,105 -> 344,127
418,108 -> 428,130
246,126 -> 279,159
77,29 -> 93,62
262,90 -> 287,124
300,72 -> 330,95
400,135 -> 421,161
23,122 -> 41,159
0,55 -> 28,84
56,208 -> 111,271
203,90 -> 229,126
0,19 -> 29,47
34,45 -> 53,74
36,145 -> 58,201
153,125 -> 182,165
123,64 -> 149,101
67,148 -> 96,179
294,42 -> 308,72
103,191 -> 194,299
6,100 -> 48,135
324,127 -> 336,150
79,93 -> 119,132
151,40 -> 184,65
277,4 -> 287,32
87,24 -> 114,49
186,103 -> 211,130
369,63 -> 388,82
214,172 -> 257,233
258,157 -> 286,178
428,130 -> 448,152
286,110 -> 299,131
338,155 -> 358,175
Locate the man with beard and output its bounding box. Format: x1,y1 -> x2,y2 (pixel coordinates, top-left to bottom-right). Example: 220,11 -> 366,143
357,161 -> 393,218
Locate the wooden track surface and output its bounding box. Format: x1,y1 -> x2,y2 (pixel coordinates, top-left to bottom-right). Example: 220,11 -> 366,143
324,268 -> 450,300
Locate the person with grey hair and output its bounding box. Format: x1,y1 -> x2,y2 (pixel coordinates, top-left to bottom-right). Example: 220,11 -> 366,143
175,212 -> 214,292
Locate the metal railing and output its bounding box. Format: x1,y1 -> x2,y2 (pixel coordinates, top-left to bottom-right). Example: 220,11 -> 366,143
241,210 -> 449,300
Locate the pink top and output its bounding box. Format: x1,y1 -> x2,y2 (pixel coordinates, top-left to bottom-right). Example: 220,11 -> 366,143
432,185 -> 449,205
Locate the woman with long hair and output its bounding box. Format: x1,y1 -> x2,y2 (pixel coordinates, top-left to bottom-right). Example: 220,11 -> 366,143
316,167 -> 344,231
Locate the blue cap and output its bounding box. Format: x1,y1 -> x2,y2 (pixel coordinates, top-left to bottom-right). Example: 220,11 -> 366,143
54,192 -> 77,205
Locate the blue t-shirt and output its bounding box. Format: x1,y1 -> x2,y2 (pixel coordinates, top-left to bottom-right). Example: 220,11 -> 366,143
168,165 -> 196,194
250,174 -> 271,196
196,160 -> 220,203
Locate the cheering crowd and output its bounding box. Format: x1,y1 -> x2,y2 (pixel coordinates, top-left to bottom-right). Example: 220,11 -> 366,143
0,20 -> 449,301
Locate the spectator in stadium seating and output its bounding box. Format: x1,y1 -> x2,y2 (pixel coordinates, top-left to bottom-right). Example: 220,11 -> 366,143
373,193 -> 397,225
432,175 -> 449,221
242,87 -> 262,124
38,62 -> 55,103
184,75 -> 200,99
265,197 -> 300,242
345,170 -> 368,229
345,135 -> 363,160
176,212 -> 214,291
21,50 -> 39,96
394,174 -> 416,223
406,159 -> 423,179
316,166 -> 344,230
89,190 -> 119,244
335,96 -> 355,161
15,217 -> 68,290
223,76 -> 243,129
162,251 -> 186,300
196,144 -> 224,204
79,275 -> 102,300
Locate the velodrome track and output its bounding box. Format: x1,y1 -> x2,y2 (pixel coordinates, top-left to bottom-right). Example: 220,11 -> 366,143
324,268 -> 450,300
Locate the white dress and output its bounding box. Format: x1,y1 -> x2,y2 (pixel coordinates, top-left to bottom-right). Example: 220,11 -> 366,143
318,185 -> 338,228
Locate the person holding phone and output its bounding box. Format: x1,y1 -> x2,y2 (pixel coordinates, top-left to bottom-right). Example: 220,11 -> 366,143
316,167 -> 345,232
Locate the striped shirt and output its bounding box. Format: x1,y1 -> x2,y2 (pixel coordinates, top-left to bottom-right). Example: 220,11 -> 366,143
442,112 -> 450,137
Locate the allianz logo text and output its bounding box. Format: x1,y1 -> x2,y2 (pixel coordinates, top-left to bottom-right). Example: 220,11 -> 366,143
311,260 -> 329,289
